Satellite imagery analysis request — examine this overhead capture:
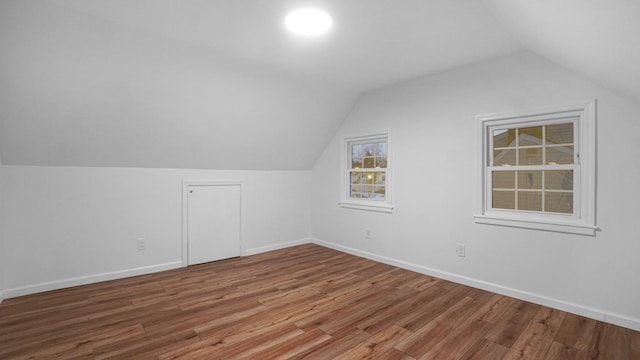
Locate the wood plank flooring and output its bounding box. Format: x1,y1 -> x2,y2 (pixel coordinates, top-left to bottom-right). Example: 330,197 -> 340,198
1,244 -> 638,359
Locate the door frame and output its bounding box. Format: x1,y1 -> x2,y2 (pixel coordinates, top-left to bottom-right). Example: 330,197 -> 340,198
182,180 -> 244,267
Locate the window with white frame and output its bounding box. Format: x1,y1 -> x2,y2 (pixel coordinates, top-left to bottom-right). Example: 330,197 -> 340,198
339,130 -> 393,213
474,102 -> 597,235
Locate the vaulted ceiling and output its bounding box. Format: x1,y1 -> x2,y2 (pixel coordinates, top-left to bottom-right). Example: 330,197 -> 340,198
0,0 -> 637,169
484,0 -> 640,106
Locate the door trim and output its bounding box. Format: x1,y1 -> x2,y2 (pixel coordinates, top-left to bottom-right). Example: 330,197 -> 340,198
182,180 -> 244,267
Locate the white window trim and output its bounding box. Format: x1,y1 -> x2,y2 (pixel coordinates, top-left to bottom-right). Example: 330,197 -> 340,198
339,128 -> 393,213
474,101 -> 597,236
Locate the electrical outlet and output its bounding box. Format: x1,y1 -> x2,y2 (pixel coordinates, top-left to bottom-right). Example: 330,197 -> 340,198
365,229 -> 372,240
456,243 -> 466,257
137,238 -> 146,251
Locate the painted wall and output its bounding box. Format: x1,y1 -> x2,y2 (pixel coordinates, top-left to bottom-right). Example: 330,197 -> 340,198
1,166 -> 311,297
311,51 -> 640,330
0,153 -> 4,301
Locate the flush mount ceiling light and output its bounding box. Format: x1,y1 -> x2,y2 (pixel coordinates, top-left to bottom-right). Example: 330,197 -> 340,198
285,9 -> 332,36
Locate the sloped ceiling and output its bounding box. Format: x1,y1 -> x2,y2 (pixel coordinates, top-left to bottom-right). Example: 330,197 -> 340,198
483,0 -> 640,105
1,1 -> 638,170
0,0 -> 520,169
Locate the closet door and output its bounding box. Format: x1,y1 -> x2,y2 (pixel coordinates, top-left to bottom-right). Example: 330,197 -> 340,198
187,185 -> 241,265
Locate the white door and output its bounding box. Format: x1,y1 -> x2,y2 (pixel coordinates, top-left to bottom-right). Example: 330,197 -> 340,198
187,185 -> 241,265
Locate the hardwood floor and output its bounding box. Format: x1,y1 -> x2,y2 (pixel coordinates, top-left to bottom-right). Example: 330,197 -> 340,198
1,244 -> 638,359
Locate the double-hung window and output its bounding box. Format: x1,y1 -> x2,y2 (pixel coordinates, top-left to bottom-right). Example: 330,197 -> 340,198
474,102 -> 597,235
340,129 -> 392,213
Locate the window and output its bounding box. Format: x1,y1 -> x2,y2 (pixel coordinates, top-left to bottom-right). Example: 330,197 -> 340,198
491,123 -> 575,214
340,129 -> 392,213
474,102 -> 597,235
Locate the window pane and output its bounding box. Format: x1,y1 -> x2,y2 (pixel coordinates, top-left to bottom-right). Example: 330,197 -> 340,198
375,142 -> 387,157
361,172 -> 373,184
373,186 -> 385,199
546,146 -> 574,164
545,192 -> 573,213
519,147 -> 543,165
360,185 -> 373,198
493,190 -> 515,210
518,126 -> 543,146
518,191 -> 542,211
375,157 -> 387,168
363,157 -> 375,168
545,170 -> 573,191
351,172 -> 361,184
546,123 -> 573,145
362,143 -> 375,156
493,129 -> 516,148
494,149 -> 516,166
351,144 -> 362,169
374,173 -> 385,185
352,144 -> 362,159
350,184 -> 362,198
517,171 -> 542,189
492,171 -> 515,189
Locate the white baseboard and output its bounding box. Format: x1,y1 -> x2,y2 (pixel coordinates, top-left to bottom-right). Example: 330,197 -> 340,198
0,289 -> 3,304
244,238 -> 311,256
604,312 -> 640,333
311,238 -> 640,332
3,261 -> 182,300
5,239 -> 639,332
3,238 -> 313,300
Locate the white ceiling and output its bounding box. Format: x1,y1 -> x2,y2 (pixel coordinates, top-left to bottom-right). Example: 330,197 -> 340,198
43,0 -> 522,91
483,0 -> 640,106
0,0 -> 638,169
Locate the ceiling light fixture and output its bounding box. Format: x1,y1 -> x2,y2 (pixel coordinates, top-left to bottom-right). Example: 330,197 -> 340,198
285,9 -> 332,36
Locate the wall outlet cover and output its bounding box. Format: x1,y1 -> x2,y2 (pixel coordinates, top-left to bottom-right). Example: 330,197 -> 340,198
456,244 -> 466,257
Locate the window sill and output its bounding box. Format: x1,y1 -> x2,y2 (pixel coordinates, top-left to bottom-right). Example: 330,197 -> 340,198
473,214 -> 597,236
339,200 -> 393,213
